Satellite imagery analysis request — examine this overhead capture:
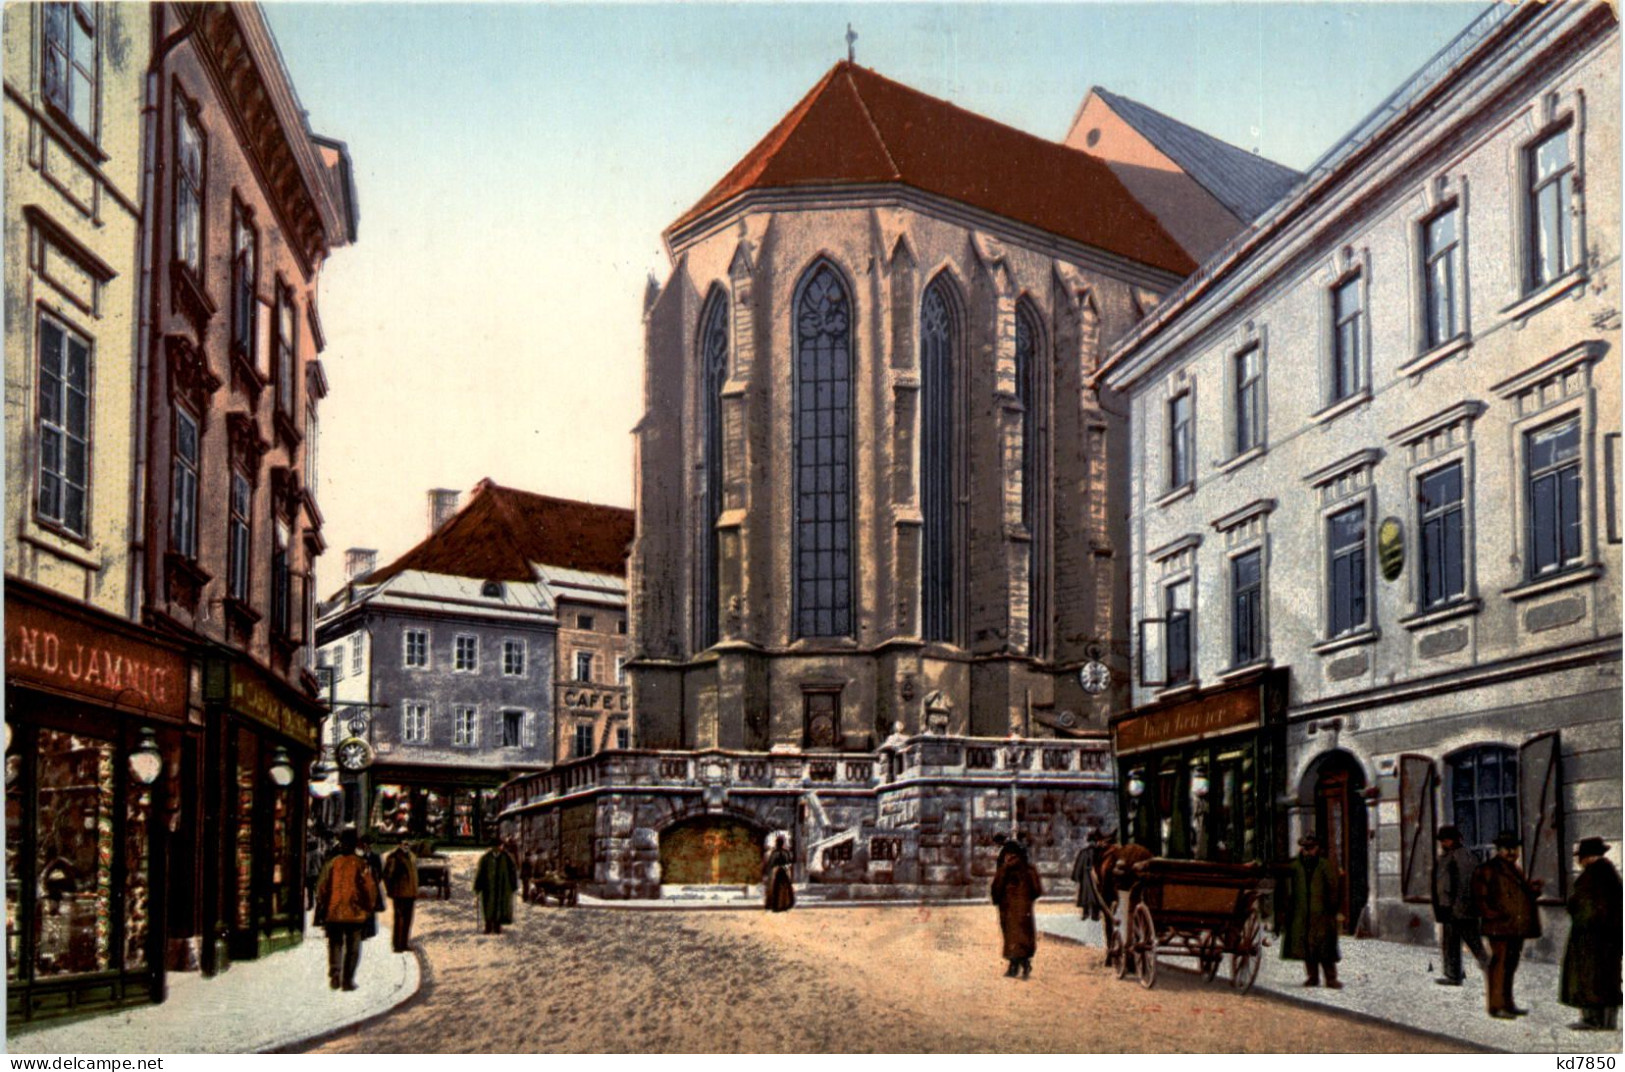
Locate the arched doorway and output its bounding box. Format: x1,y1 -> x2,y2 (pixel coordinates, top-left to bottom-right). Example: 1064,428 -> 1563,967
659,816 -> 763,885
1305,751 -> 1369,934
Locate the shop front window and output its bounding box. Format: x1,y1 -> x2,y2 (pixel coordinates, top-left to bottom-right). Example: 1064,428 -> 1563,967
372,784 -> 412,837
123,757 -> 153,971
425,790 -> 449,841
33,729 -> 116,978
233,733 -> 257,930
453,789 -> 478,839
269,781 -> 291,923
7,754 -> 21,981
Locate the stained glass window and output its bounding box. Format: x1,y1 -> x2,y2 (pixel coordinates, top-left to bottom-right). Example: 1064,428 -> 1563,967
795,263 -> 853,638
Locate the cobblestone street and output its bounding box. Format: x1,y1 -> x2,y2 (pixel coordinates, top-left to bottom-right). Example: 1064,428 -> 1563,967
305,860 -> 1466,1054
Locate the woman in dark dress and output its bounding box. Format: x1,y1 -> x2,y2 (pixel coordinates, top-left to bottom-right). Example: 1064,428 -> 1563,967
992,838 -> 1043,978
763,834 -> 795,912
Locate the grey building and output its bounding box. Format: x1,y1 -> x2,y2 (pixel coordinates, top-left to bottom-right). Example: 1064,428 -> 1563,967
316,480 -> 633,846
1102,1 -> 1621,958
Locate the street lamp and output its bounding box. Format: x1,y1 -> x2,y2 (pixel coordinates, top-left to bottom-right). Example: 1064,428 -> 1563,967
129,727 -> 163,786
268,746 -> 296,788
1126,767 -> 1146,846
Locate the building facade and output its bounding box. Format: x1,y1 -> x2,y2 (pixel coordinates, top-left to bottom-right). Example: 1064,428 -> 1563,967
4,1 -> 355,1023
134,2 -> 355,977
315,481 -> 633,848
1102,2 -> 1621,958
549,571 -> 631,763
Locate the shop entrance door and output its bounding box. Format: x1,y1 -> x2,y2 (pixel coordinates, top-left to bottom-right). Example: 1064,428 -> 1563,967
1313,756 -> 1368,934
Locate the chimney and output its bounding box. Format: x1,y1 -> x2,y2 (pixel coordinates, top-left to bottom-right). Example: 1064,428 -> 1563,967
344,548 -> 377,582
428,488 -> 461,533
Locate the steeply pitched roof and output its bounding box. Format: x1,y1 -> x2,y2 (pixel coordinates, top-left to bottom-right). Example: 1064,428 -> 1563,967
669,62 -> 1196,276
364,480 -> 634,586
1091,88 -> 1301,223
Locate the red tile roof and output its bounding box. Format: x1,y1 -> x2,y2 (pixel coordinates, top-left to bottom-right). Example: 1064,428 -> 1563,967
669,62 -> 1196,276
364,480 -> 634,585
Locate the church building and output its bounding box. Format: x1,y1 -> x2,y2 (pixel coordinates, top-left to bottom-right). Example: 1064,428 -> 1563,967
630,61 -> 1286,751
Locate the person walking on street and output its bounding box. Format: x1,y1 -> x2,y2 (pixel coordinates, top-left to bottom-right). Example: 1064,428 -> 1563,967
1071,829 -> 1104,922
762,834 -> 795,912
1473,830 -> 1543,1019
1561,837 -> 1622,1031
1433,824 -> 1487,986
473,838 -> 519,935
991,838 -> 1043,979
313,828 -> 382,991
381,841 -> 420,953
1283,833 -> 1343,989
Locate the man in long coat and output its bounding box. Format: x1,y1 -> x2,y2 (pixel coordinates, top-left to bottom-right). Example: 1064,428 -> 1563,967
313,828 -> 382,991
1472,829 -> 1543,1019
1282,833 -> 1342,988
991,838 -> 1043,979
1071,829 -> 1104,922
762,834 -> 795,912
1433,824 -> 1487,985
381,841 -> 419,953
1561,837 -> 1622,1031
473,839 -> 519,935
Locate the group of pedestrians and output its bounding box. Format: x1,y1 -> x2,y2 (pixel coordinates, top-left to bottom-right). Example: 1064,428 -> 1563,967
309,832 -> 526,993
1065,822 -> 1619,1031
1432,826 -> 1621,1029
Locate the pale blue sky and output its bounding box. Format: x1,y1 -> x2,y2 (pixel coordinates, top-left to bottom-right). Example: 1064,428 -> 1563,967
262,1 -> 1484,592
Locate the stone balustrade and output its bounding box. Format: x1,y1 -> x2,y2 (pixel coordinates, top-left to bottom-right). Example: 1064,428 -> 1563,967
495,734 -> 1113,820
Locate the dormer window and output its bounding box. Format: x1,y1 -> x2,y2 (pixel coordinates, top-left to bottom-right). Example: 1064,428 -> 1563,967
481,580 -> 503,598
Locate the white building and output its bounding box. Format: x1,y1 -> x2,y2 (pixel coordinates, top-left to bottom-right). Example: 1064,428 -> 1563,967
1101,1 -> 1621,957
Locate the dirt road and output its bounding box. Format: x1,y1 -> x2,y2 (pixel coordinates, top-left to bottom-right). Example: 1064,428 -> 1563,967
306,863 -> 1466,1053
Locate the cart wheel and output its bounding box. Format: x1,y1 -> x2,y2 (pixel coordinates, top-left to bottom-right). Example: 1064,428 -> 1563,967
1199,931 -> 1222,983
1132,902 -> 1158,990
1231,905 -> 1263,993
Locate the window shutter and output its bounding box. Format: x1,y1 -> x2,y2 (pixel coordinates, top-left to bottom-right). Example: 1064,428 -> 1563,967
1138,617 -> 1167,687
522,712 -> 535,748
1518,731 -> 1564,903
1399,754 -> 1437,903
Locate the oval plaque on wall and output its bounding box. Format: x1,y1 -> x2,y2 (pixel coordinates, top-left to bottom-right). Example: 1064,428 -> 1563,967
1378,516 -> 1405,581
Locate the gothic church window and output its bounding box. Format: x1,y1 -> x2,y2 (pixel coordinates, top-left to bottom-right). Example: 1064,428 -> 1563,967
698,292 -> 728,649
794,263 -> 853,638
920,279 -> 958,643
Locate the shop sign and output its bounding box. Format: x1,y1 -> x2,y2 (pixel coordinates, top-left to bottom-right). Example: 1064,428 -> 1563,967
5,598 -> 187,720
229,666 -> 319,748
1114,686 -> 1261,756
559,684 -> 630,716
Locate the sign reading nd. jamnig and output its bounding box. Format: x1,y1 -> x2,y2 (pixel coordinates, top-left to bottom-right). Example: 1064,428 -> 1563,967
7,600 -> 188,721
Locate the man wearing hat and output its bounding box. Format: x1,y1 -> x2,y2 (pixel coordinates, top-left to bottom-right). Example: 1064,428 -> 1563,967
1472,830 -> 1544,1019
1561,837 -> 1622,1031
1433,825 -> 1487,985
1282,833 -> 1342,988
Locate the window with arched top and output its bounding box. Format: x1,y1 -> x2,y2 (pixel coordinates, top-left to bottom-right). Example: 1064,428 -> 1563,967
794,262 -> 854,639
697,291 -> 729,649
1449,745 -> 1518,858
1015,301 -> 1048,655
920,278 -> 958,643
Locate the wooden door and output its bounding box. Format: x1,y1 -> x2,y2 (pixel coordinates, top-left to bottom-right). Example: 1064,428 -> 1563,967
1316,769 -> 1354,929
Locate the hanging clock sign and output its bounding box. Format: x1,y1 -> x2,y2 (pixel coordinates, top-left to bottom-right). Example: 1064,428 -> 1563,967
1378,516 -> 1405,581
1079,660 -> 1111,695
336,737 -> 374,773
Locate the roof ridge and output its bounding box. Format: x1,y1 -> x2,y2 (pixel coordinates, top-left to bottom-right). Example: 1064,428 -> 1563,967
842,65 -> 901,180
1097,87 -> 1298,178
